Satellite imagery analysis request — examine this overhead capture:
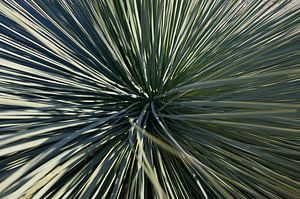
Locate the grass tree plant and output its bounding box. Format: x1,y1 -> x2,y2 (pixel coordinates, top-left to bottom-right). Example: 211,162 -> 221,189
0,0 -> 300,198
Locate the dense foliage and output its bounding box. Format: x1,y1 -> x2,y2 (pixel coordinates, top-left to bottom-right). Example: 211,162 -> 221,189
0,0 -> 300,198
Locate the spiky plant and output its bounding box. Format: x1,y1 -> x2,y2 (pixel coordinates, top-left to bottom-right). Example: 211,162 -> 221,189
0,0 -> 300,198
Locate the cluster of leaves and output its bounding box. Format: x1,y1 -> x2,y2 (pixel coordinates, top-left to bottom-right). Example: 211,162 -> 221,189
0,0 -> 299,198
